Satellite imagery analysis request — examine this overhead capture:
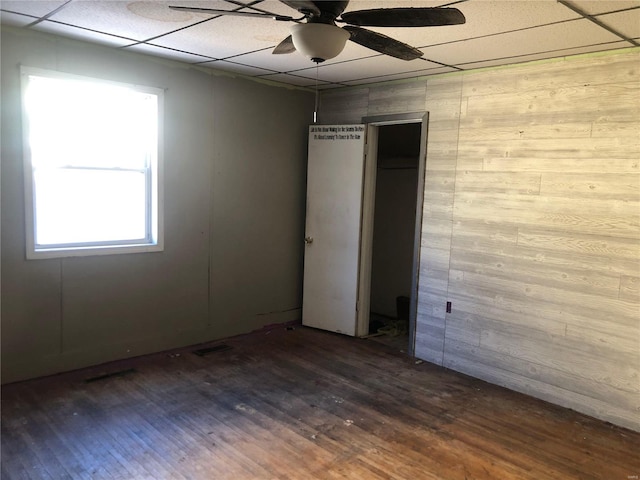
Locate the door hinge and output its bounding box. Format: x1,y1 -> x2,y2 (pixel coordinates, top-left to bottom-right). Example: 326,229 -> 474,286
356,301 -> 359,312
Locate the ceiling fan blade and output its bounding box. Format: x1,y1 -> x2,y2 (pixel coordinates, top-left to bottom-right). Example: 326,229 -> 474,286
273,35 -> 296,54
168,5 -> 296,21
278,0 -> 321,16
343,26 -> 423,61
340,7 -> 465,27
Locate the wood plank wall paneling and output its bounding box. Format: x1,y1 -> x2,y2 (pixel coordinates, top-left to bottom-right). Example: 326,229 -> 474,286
318,87 -> 369,124
449,50 -> 640,432
319,49 -> 640,432
367,82 -> 427,116
416,77 -> 463,366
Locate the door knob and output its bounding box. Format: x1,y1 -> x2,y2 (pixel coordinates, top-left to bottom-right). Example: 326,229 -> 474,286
304,236 -> 314,245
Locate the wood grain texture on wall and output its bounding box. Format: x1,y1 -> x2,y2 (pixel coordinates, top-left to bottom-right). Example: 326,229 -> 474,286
448,51 -> 639,432
319,49 -> 640,432
416,77 -> 463,366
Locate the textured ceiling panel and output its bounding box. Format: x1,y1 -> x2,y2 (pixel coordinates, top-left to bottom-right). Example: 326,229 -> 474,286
460,40 -> 632,70
150,15 -> 291,59
126,42 -> 218,62
254,72 -> 331,87
343,65 -> 456,86
372,0 -> 582,50
199,59 -> 280,76
422,18 -> 623,66
32,21 -> 136,47
1,0 -> 638,89
0,9 -> 36,26
45,1 -> 203,41
598,8 -> 640,38
228,47 -> 326,73
0,0 -> 68,17
570,0 -> 640,15
297,55 -> 445,85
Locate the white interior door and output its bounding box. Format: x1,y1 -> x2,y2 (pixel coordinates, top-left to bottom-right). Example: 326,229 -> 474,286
302,125 -> 366,336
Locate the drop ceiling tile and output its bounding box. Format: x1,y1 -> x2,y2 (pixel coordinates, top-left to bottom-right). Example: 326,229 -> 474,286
151,7 -> 293,59
570,0 -> 640,15
256,72 -> 330,87
244,45 -> 373,72
313,40 -> 388,66
229,48 -> 323,73
423,18 -> 622,67
343,66 -> 457,86
317,83 -> 349,90
460,0 -> 582,31
44,1 -> 200,41
125,43 -> 216,63
2,0 -> 637,90
598,8 -> 640,38
295,55 -> 445,84
352,0 -> 582,54
0,1 -> 69,17
203,0 -> 305,17
32,20 -> 135,47
0,10 -> 36,27
199,60 -> 278,76
459,40 -> 632,70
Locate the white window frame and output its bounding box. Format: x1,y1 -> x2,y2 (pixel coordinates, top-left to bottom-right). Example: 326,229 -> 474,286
21,66 -> 164,259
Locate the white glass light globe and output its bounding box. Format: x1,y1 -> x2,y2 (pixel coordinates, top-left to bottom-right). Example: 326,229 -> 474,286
290,23 -> 350,63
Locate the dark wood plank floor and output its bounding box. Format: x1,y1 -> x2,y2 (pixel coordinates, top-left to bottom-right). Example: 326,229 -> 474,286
2,325 -> 639,479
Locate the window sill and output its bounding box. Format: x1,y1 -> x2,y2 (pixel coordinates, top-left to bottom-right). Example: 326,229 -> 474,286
27,242 -> 164,260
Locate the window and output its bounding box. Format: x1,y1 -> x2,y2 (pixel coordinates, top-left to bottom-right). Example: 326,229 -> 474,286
21,67 -> 163,259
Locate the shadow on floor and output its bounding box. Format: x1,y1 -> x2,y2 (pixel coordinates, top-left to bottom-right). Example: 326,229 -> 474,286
367,312 -> 410,353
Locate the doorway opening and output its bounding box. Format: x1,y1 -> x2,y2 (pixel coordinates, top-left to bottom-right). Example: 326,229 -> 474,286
366,123 -> 422,353
355,112 -> 428,356
300,116 -> 426,346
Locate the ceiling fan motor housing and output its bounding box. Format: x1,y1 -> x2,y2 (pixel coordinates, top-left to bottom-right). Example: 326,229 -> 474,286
308,1 -> 349,21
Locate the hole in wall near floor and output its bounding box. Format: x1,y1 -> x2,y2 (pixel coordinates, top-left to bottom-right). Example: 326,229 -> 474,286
192,344 -> 232,357
84,368 -> 136,383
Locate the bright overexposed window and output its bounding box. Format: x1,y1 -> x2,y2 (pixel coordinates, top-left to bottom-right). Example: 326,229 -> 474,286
21,67 -> 163,258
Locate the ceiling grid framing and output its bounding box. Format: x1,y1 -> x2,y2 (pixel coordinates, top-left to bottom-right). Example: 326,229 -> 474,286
0,0 -> 638,89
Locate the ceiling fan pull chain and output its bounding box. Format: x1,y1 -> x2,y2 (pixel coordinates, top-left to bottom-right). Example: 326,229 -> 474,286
313,63 -> 319,124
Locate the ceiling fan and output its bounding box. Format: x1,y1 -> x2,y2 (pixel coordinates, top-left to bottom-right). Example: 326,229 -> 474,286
169,1 -> 466,63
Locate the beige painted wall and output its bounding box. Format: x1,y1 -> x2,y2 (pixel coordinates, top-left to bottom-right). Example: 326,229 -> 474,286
1,27 -> 314,383
319,49 -> 640,432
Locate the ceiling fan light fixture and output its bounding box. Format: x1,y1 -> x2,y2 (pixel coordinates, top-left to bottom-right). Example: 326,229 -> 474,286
290,23 -> 350,63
